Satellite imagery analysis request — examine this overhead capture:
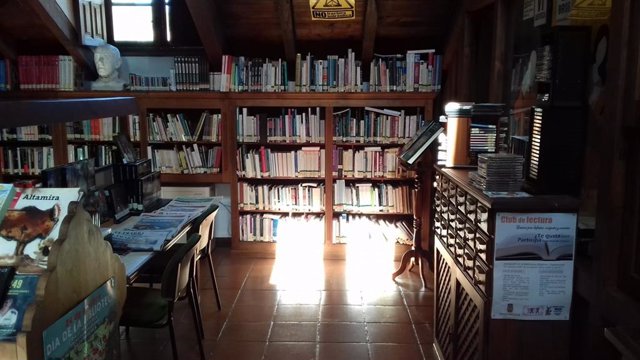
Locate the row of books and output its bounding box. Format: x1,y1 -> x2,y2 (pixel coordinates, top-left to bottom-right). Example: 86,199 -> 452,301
0,146 -> 54,175
1,125 -> 52,142
128,73 -> 171,91
333,147 -> 409,179
333,180 -> 413,213
148,112 -> 222,142
370,50 -> 442,92
172,56 -> 210,91
219,49 -> 442,93
67,144 -> 115,167
236,147 -> 326,178
333,215 -> 412,245
147,145 -> 222,174
65,117 -> 121,141
0,59 -> 13,91
16,55 -> 77,91
239,214 -> 325,242
333,108 -> 422,143
220,56 -> 288,92
237,182 -> 325,212
236,107 -> 325,143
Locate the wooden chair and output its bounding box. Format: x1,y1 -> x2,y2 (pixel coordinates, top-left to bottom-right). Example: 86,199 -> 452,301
137,204 -> 222,312
120,234 -> 205,360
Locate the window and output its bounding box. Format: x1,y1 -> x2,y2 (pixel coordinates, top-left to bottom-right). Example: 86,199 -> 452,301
108,0 -> 201,51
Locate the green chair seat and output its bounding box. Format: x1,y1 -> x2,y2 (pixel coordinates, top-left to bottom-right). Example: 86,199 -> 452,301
120,286 -> 169,328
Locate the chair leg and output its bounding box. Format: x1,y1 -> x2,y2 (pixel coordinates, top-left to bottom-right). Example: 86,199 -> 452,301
189,281 -> 205,339
168,316 -> 179,360
207,252 -> 222,310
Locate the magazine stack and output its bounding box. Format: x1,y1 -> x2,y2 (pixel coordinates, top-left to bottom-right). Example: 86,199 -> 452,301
470,153 -> 524,192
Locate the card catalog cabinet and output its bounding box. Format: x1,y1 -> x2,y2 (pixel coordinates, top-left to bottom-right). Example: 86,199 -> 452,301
432,167 -> 577,360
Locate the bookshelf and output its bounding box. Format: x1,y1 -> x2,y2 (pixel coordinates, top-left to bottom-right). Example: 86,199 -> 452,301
0,92 -> 435,258
228,92 -> 436,258
0,97 -> 139,182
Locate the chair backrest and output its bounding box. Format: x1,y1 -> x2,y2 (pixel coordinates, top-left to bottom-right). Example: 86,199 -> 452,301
161,233 -> 200,301
188,205 -> 218,256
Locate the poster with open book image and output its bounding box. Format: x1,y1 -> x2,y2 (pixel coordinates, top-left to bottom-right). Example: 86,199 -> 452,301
494,212 -> 576,261
491,212 -> 577,320
0,188 -> 81,272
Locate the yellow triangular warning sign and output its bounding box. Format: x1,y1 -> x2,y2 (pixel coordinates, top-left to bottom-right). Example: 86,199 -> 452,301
310,0 -> 355,20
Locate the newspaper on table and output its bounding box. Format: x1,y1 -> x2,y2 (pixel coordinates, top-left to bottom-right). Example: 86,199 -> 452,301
111,213 -> 191,251
154,197 -> 217,221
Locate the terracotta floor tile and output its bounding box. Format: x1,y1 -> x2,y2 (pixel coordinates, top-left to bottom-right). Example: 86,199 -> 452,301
321,290 -> 363,305
422,343 -> 438,360
227,304 -> 276,323
269,322 -> 319,342
369,343 -> 423,360
219,322 -> 272,342
365,306 -> 412,323
402,291 -> 435,306
362,291 -> 405,306
318,322 -> 367,343
279,290 -> 322,304
274,305 -> 321,322
407,306 -> 433,324
264,342 -> 318,360
414,323 -> 434,344
123,248 -> 441,359
211,340 -> 266,360
367,323 -> 418,344
320,305 -> 365,322
318,343 -> 370,360
243,276 -> 280,290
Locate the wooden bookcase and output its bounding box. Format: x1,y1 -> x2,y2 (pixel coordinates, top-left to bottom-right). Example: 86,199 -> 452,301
0,91 -> 436,258
0,97 -> 139,183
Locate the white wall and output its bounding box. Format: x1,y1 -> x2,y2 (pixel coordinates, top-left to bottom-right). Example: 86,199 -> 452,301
56,0 -> 76,27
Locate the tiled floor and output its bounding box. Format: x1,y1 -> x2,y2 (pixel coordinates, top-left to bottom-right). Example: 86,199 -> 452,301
119,246 -> 436,360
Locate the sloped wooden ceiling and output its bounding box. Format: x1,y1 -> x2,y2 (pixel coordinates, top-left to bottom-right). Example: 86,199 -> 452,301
197,0 -> 460,65
0,0 -> 460,74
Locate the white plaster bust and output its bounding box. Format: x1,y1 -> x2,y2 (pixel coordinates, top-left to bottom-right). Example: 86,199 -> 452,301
91,44 -> 127,91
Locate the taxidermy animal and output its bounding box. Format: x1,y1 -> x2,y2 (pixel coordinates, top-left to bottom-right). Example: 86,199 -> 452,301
0,204 -> 60,256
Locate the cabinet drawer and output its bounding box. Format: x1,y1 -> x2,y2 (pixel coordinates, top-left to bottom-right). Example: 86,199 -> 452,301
474,262 -> 489,294
456,188 -> 466,213
465,196 -> 477,221
475,231 -> 489,263
476,203 -> 489,233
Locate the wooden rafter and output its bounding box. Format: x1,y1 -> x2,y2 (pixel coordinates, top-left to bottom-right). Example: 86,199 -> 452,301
362,0 -> 378,66
23,0 -> 96,76
276,0 -> 296,65
184,0 -> 225,69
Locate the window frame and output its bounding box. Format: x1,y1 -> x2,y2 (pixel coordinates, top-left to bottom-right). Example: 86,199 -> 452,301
105,0 -> 170,53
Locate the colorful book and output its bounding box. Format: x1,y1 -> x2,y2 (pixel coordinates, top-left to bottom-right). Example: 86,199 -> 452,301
0,274 -> 39,341
0,184 -> 17,224
43,278 -> 119,359
0,188 -> 80,271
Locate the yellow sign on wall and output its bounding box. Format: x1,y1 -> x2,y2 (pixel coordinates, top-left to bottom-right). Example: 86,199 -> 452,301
309,0 -> 355,20
555,0 -> 611,23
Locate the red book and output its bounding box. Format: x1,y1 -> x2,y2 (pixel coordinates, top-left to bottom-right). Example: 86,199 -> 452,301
259,146 -> 268,175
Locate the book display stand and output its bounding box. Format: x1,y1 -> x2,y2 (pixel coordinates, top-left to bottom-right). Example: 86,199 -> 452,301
392,121 -> 444,286
0,203 -> 126,360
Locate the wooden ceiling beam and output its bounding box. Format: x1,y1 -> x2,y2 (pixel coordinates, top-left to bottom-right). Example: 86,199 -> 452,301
276,0 -> 296,65
362,0 -> 378,66
23,0 -> 96,76
184,0 -> 225,69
